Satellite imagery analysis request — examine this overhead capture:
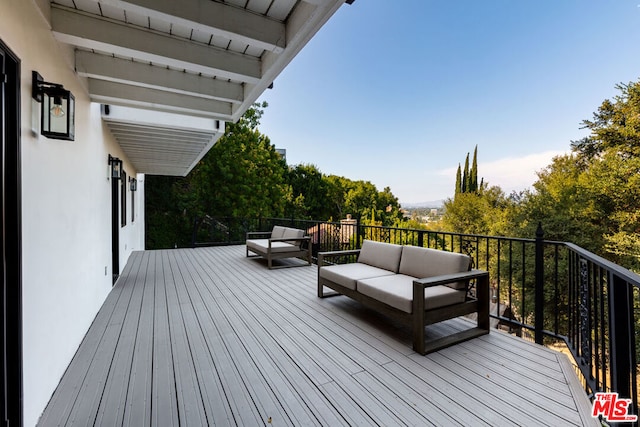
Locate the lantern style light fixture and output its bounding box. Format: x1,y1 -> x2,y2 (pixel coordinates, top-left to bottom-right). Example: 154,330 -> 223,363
108,155 -> 123,180
129,177 -> 137,192
32,71 -> 75,141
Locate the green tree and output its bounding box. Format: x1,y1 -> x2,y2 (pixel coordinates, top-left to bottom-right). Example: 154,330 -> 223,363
470,145 -> 478,193
571,80 -> 640,161
145,102 -> 289,247
462,153 -> 469,193
442,185 -> 510,235
455,164 -> 462,196
145,175 -> 192,248
455,146 -> 481,196
287,163 -> 330,220
187,103 -> 287,218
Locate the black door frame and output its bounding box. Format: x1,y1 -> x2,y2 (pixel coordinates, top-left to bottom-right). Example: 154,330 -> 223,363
1,38 -> 23,427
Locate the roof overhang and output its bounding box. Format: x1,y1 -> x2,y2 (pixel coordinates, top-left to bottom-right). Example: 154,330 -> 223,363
101,105 -> 224,176
49,0 -> 353,175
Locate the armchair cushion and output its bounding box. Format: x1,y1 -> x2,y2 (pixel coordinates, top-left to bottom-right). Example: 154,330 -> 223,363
282,227 -> 305,246
271,225 -> 286,239
246,239 -> 301,254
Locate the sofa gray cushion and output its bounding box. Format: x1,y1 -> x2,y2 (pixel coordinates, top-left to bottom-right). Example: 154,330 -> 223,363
357,274 -> 466,313
282,227 -> 304,247
271,225 -> 286,239
246,239 -> 298,254
320,263 -> 395,291
357,240 -> 403,273
399,246 -> 470,290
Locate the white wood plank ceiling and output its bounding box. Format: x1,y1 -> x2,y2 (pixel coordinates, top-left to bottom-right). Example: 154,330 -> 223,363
49,0 -> 353,175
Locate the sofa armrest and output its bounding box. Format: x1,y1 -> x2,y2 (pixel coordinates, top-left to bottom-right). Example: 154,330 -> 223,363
246,231 -> 271,239
269,236 -> 311,243
412,269 -> 490,355
317,249 -> 361,266
413,269 -> 489,289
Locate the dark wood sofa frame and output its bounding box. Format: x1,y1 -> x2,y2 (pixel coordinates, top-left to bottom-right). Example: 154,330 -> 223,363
317,249 -> 490,355
246,230 -> 312,269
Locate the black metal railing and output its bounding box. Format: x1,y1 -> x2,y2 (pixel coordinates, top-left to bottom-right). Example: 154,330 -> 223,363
192,216 -> 640,417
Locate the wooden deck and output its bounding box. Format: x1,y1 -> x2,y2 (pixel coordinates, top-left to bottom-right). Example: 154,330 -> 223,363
38,246 -> 598,426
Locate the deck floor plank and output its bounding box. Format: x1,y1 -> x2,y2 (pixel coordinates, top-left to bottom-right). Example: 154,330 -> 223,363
122,251 -> 154,426
188,248 -> 351,426
36,251 -> 141,426
38,246 -> 598,427
149,251 -> 180,427
64,253 -> 143,426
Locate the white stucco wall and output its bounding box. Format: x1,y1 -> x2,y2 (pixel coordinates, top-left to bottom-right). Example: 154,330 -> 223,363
1,1 -> 145,425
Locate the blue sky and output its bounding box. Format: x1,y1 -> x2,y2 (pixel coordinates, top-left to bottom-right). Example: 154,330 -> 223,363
257,0 -> 640,204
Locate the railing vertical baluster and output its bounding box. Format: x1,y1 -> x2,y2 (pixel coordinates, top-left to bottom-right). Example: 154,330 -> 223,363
594,265 -> 601,392
579,258 -> 591,369
554,245 -> 559,335
496,239 -> 501,318
521,241 -> 526,337
600,268 -> 608,393
609,273 -> 634,406
508,240 -> 513,327
535,223 -> 544,344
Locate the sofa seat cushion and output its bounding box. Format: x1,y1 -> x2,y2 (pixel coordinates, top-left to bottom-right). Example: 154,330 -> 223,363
357,274 -> 466,313
358,240 -> 403,273
319,263 -> 395,291
246,239 -> 298,254
399,246 -> 470,291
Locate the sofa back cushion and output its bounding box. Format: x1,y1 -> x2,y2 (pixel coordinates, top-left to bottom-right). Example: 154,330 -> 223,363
282,227 -> 304,247
271,225 -> 286,239
399,246 -> 471,290
357,240 -> 403,273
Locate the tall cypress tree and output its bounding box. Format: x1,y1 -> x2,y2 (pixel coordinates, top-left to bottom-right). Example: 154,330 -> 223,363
455,164 -> 462,195
454,147 -> 482,196
470,145 -> 478,192
462,153 -> 470,193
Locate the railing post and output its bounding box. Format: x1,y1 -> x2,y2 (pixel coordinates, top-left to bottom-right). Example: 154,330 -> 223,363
609,273 -> 633,403
418,230 -> 424,248
535,222 -> 544,345
191,216 -> 199,248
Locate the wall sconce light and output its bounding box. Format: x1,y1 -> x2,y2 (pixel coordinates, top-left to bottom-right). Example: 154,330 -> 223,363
32,71 -> 75,141
129,177 -> 137,192
108,155 -> 122,180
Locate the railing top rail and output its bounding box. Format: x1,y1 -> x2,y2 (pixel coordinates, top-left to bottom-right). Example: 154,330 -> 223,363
266,217 -> 541,244
564,242 -> 640,288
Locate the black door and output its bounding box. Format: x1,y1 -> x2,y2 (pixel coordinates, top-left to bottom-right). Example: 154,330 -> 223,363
1,39 -> 23,427
112,172 -> 119,284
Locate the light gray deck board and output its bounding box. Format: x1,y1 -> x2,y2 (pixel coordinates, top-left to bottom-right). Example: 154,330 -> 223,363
38,246 -> 598,427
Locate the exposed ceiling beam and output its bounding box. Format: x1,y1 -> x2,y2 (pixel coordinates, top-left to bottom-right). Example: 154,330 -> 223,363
51,5 -> 261,83
89,79 -> 234,119
75,51 -> 244,104
83,0 -> 286,54
102,104 -> 223,132
235,0 -> 345,121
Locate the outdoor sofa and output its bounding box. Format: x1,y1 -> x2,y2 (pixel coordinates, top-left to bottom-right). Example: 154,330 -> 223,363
317,240 -> 490,354
246,225 -> 312,269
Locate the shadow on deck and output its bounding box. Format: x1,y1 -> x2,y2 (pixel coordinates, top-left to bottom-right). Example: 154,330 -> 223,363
38,246 -> 598,426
